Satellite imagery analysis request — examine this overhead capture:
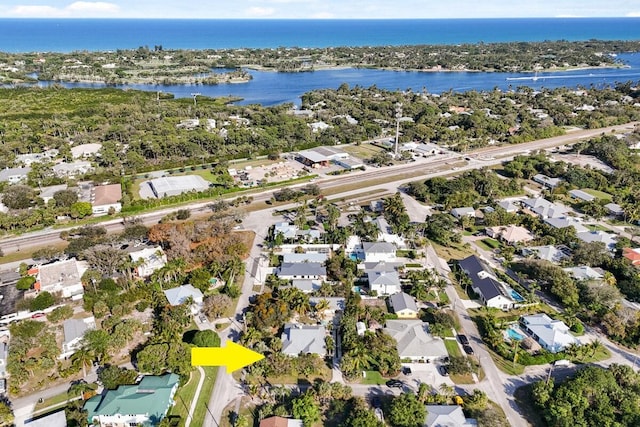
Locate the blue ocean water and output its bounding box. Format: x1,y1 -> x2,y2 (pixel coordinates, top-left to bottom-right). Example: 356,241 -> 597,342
0,18 -> 639,52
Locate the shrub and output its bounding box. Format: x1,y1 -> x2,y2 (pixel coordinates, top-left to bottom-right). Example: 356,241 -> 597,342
16,276 -> 36,290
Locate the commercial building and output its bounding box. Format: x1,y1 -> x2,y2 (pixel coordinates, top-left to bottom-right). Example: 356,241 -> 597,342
145,175 -> 209,198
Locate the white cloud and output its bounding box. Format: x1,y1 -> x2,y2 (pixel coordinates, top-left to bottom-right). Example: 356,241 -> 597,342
66,1 -> 120,13
10,5 -> 65,17
311,11 -> 334,18
246,6 -> 276,16
626,11 -> 640,16
8,2 -> 119,17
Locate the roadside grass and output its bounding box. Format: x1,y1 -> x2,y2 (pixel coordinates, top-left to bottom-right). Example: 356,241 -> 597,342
360,370 -> 386,385
340,144 -> 385,158
486,347 -> 525,375
33,387 -> 79,412
170,368 -> 202,426
190,367 -> 218,427
449,373 -> 475,385
430,241 -> 475,262
444,339 -> 462,357
265,364 -> 332,385
0,242 -> 67,264
582,188 -> 613,200
476,238 -> 501,251
586,224 -> 610,232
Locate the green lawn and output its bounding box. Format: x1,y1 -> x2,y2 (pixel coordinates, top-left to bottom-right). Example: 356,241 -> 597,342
361,370 -> 386,385
444,339 -> 462,357
477,238 -> 501,251
33,391 -> 71,412
170,368 -> 202,426
191,367 -> 218,427
582,188 -> 613,201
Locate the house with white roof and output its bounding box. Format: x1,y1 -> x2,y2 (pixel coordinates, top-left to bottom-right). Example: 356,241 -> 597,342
71,143 -> 102,159
362,241 -> 396,263
281,324 -> 327,357
569,189 -> 596,202
129,246 -> 167,278
563,266 -> 604,281
60,316 -> 96,359
375,216 -> 406,248
497,200 -> 519,213
36,258 -> 87,299
533,174 -> 563,189
384,319 -> 448,362
274,222 -> 298,239
25,410 -> 68,427
0,167 -> 30,183
522,245 -> 569,263
425,405 -> 477,427
451,207 -> 476,219
605,203 -> 624,217
368,270 -> 402,295
576,230 -> 617,250
544,217 -> 589,233
520,313 -> 578,353
522,197 -> 569,219
163,284 -> 204,314
52,161 -> 93,177
389,292 -> 419,318
290,279 -> 323,293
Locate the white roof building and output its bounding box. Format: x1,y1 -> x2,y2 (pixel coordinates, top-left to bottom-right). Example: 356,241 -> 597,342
362,241 -> 396,263
576,230 -> 617,250
281,324 -> 327,357
563,266 -> 604,281
61,316 -> 96,359
451,207 -> 476,218
384,320 -> 448,362
368,270 -> 402,295
145,175 -> 209,198
425,405 -> 477,427
129,246 -> 167,278
0,167 -> 30,183
37,258 -> 87,299
522,198 -> 569,219
71,143 -> 102,159
520,314 -> 578,353
163,285 -> 203,314
52,161 -> 93,177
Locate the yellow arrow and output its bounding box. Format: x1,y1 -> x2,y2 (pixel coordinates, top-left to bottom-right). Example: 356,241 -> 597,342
191,341 -> 265,373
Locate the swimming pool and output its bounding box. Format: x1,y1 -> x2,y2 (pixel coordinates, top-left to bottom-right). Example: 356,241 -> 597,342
507,327 -> 525,341
510,289 -> 525,302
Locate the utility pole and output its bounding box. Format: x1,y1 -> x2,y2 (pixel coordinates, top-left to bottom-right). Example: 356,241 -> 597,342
191,92 -> 201,106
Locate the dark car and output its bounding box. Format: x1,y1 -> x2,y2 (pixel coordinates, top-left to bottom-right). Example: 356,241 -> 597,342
438,365 -> 449,376
463,344 -> 475,355
458,334 -> 470,345
402,366 -> 412,376
386,379 -> 404,388
371,396 -> 381,408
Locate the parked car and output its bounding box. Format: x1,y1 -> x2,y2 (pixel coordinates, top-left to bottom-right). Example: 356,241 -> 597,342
385,379 -> 404,388
31,312 -> 45,319
371,396 -> 381,408
438,365 -> 449,376
463,344 -> 475,355
457,334 -> 470,345
402,366 -> 412,376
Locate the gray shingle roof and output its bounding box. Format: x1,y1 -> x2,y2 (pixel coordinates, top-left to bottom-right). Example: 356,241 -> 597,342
458,255 -> 505,301
281,324 -> 326,356
389,292 -> 418,313
278,262 -> 326,277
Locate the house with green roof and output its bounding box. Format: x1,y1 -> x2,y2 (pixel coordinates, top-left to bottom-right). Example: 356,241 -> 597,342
84,373 -> 179,426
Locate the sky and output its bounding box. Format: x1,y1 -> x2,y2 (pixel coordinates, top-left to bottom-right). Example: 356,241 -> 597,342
0,0 -> 639,19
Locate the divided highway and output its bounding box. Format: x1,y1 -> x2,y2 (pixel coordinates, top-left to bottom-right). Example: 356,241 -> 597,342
1,121 -> 635,256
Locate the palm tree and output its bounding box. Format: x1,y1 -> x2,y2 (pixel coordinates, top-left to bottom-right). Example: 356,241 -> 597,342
439,383 -> 454,398
314,298 -> 331,319
67,380 -> 94,399
71,348 -> 94,378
